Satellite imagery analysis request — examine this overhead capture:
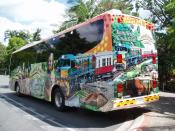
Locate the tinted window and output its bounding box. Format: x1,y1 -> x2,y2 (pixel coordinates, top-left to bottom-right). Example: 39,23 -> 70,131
53,19 -> 104,59
11,19 -> 104,70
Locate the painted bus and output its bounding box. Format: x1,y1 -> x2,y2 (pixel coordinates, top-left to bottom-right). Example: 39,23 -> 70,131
10,9 -> 159,112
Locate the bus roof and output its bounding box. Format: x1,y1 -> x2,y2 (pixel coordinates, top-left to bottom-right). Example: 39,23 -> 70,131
12,9 -> 153,54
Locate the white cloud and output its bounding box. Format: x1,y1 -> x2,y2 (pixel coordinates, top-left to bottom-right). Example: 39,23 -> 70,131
0,0 -> 67,46
139,8 -> 151,19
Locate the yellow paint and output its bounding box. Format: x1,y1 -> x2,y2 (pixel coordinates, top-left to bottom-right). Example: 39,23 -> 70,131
116,15 -> 154,29
101,47 -> 104,52
97,46 -> 100,50
104,43 -> 108,47
105,36 -> 108,42
61,70 -> 68,78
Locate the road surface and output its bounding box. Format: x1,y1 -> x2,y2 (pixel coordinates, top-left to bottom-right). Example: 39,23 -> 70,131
0,75 -> 175,131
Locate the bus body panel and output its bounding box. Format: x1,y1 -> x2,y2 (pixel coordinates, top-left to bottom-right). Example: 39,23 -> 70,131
10,10 -> 159,112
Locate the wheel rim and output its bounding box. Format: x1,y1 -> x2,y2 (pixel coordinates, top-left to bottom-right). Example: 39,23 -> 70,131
55,92 -> 62,108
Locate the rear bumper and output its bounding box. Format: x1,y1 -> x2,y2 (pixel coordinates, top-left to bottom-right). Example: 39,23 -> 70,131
99,93 -> 160,112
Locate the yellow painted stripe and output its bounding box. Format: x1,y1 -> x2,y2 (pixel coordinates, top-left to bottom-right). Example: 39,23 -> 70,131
113,94 -> 159,108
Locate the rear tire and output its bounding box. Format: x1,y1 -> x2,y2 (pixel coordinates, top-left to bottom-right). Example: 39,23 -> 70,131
53,88 -> 65,111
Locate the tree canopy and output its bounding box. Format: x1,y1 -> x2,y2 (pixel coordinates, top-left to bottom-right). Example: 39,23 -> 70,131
0,29 -> 42,74
137,0 -> 175,91
55,0 -> 133,32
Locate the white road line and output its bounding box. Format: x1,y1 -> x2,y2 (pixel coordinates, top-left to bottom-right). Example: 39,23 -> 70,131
0,94 -> 76,131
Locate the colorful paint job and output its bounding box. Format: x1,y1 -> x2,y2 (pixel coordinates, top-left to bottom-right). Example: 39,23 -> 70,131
10,9 -> 159,112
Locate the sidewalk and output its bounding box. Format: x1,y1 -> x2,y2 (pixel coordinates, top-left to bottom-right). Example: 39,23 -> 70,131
128,91 -> 175,131
0,75 -> 9,87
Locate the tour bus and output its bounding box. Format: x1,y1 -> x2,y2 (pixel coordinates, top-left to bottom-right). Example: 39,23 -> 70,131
10,9 -> 159,112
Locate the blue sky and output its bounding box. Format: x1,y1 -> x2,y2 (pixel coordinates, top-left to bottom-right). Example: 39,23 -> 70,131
0,0 -> 150,46
0,0 -> 69,45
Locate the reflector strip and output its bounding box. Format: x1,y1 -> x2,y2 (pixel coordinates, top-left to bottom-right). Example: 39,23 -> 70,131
113,94 -> 159,108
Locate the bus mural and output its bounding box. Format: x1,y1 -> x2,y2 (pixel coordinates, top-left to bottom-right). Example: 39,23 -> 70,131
10,9 -> 159,112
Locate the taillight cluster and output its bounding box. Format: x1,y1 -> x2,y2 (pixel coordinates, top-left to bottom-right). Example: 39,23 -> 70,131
116,83 -> 123,98
152,56 -> 156,64
117,83 -> 123,93
117,54 -> 122,63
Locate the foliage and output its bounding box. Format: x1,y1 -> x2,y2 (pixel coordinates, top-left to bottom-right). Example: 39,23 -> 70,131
55,0 -> 133,32
7,37 -> 27,53
4,29 -> 41,43
137,0 -> 175,90
4,30 -> 31,42
0,43 -> 7,73
1,29 -> 41,74
31,28 -> 41,41
136,0 -> 170,28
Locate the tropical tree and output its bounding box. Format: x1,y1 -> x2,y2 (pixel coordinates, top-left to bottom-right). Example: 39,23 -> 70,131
137,0 -> 175,90
31,28 -> 41,41
55,0 -> 133,32
0,42 -> 7,74
6,37 -> 27,53
4,29 -> 41,43
4,30 -> 31,42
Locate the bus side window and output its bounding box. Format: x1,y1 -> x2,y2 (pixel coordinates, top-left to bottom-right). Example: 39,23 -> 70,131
109,58 -> 111,65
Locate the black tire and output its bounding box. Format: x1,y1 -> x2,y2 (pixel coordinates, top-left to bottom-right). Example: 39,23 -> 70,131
53,88 -> 65,111
15,84 -> 21,97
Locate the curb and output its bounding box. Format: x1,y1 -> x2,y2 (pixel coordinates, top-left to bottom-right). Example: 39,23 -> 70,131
127,113 -> 145,131
0,85 -> 9,88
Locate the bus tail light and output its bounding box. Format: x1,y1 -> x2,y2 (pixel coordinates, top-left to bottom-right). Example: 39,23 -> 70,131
117,54 -> 122,63
152,56 -> 156,64
152,80 -> 157,88
117,84 -> 123,93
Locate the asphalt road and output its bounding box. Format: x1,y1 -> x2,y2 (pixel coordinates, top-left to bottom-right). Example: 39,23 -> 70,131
0,75 -> 175,131
0,87 -> 151,131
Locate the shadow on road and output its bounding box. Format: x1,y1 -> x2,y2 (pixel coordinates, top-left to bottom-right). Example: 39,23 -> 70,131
148,95 -> 175,119
1,91 -> 150,128
137,125 -> 175,131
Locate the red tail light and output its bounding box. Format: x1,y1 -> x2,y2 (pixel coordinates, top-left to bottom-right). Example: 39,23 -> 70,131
152,80 -> 157,88
117,54 -> 122,63
152,56 -> 156,64
117,84 -> 123,93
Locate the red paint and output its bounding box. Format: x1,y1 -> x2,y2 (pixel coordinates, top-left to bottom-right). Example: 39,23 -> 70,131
95,65 -> 113,75
152,80 -> 157,88
146,24 -> 154,30
141,54 -> 157,58
117,15 -> 124,23
152,56 -> 156,64
117,84 -> 123,93
117,54 -> 122,63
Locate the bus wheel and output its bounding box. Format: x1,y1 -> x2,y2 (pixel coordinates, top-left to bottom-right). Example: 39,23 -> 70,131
15,84 -> 21,97
53,88 -> 65,111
